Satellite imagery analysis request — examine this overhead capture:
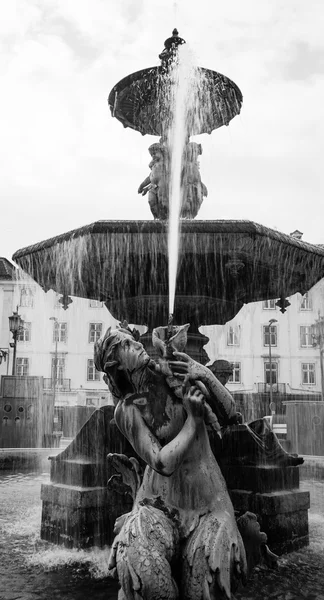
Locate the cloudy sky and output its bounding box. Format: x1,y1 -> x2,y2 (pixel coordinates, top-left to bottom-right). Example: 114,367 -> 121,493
1,0 -> 324,262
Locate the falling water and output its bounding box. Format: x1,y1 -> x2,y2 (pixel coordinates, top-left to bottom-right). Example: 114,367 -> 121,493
167,45 -> 197,318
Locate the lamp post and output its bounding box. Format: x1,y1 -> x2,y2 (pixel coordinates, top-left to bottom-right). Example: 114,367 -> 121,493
8,307 -> 24,376
268,318 -> 278,414
50,317 -> 59,407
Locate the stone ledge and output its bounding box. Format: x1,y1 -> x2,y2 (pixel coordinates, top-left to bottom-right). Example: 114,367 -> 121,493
230,489 -> 310,515
222,465 -> 300,493
50,458 -> 108,488
40,482 -> 108,508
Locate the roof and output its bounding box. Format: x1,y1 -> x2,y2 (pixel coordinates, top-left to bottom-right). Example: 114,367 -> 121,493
0,257 -> 16,280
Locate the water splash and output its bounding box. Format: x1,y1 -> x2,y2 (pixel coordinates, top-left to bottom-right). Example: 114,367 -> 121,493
0,471 -> 112,579
26,545 -> 112,578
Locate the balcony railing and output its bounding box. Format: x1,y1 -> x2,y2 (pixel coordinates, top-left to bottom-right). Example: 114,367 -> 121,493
43,378 -> 71,392
257,383 -> 286,394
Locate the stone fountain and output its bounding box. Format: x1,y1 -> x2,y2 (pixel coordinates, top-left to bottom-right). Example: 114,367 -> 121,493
12,29 -> 324,598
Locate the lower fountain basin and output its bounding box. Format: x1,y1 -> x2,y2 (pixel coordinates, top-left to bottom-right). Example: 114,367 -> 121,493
12,220 -> 324,326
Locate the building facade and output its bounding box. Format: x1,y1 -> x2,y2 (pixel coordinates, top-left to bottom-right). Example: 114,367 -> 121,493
0,259 -> 118,409
203,280 -> 324,400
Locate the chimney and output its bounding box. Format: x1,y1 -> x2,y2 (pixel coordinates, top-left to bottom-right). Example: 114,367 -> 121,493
290,229 -> 303,240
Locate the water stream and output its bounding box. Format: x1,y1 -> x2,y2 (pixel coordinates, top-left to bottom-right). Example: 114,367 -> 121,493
167,44 -> 196,317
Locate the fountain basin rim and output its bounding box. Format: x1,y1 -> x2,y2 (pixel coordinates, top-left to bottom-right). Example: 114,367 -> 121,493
12,219 -> 324,261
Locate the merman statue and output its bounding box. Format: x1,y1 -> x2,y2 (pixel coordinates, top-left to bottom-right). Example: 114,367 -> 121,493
95,322 -> 275,600
138,142 -> 169,220
138,140 -> 207,220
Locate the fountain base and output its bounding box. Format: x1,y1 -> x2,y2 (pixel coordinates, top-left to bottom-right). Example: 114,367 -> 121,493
230,487 -> 310,555
222,462 -> 310,555
41,405 -> 309,554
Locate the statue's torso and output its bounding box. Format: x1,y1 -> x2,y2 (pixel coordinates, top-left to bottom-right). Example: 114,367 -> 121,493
126,375 -> 234,528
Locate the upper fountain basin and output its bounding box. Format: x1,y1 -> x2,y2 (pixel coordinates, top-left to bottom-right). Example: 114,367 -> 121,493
12,220 -> 324,327
108,66 -> 243,136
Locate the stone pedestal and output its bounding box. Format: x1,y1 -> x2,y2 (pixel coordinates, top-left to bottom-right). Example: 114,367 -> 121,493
221,465 -> 310,555
41,482 -> 131,548
40,405 -> 133,548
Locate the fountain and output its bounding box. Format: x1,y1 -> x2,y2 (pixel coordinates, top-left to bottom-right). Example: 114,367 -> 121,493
11,29 -> 324,598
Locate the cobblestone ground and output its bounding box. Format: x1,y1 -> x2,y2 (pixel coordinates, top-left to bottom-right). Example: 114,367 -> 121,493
1,470 -> 324,600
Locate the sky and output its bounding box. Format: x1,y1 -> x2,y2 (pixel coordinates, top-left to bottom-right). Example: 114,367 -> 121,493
1,0 -> 324,263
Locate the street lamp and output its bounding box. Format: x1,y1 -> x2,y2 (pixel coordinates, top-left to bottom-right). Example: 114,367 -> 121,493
50,317 -> 59,406
268,318 -> 278,414
8,307 -> 24,376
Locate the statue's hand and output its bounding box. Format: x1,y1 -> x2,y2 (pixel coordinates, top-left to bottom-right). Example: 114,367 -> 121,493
184,384 -> 205,420
138,176 -> 151,195
168,351 -> 207,385
138,184 -> 150,196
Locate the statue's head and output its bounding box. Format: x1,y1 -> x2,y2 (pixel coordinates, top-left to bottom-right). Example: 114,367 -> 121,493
149,142 -> 165,160
186,142 -> 202,161
208,359 -> 233,387
94,323 -> 151,403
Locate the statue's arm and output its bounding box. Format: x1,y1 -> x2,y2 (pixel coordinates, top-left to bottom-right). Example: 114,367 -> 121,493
138,176 -> 151,194
114,390 -> 201,477
169,352 -> 238,426
200,368 -> 238,424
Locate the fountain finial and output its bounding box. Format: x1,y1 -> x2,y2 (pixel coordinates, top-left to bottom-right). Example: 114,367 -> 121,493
159,28 -> 186,68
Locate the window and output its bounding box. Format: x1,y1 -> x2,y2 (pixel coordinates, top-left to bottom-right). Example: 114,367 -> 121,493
18,322 -> 31,342
16,358 -> 29,376
300,293 -> 312,311
227,326 -> 240,346
89,300 -> 103,308
300,326 -> 313,348
264,362 -> 278,385
51,357 -> 66,384
263,299 -> 276,310
87,359 -> 100,381
228,362 -> 241,383
20,287 -> 34,308
89,323 -> 102,343
86,397 -> 100,406
53,322 -> 67,343
302,363 -> 316,385
263,325 -> 277,347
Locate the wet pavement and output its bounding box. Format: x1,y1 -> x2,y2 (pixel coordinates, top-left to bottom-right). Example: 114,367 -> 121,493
1,461 -> 324,600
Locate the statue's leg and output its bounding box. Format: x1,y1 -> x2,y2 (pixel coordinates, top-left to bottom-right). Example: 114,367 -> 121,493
148,190 -> 160,219
116,505 -> 179,600
181,512 -> 247,600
